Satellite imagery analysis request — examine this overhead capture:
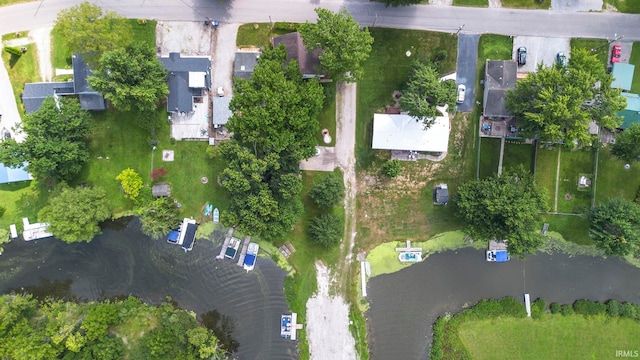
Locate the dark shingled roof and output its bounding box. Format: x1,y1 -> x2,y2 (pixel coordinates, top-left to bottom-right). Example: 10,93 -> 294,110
234,51 -> 260,79
272,32 -> 323,78
22,82 -> 75,114
159,53 -> 211,113
483,60 -> 517,118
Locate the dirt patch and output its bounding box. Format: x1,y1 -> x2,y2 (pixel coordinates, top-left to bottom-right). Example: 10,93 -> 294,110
156,21 -> 213,56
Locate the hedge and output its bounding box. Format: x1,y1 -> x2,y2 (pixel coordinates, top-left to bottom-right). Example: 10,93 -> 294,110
273,22 -> 300,31
4,46 -> 22,57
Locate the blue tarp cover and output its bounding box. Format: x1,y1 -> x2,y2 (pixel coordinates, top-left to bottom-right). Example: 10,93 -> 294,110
167,230 -> 180,242
244,254 -> 256,266
495,251 -> 509,262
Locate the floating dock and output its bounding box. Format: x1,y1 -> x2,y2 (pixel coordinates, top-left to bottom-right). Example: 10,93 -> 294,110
281,313 -> 303,340
216,228 -> 234,259
22,217 -> 53,241
236,236 -> 251,266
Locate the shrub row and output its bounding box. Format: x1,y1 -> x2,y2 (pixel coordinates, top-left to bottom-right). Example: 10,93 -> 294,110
273,22 -> 300,31
549,299 -> 640,319
4,46 -> 22,57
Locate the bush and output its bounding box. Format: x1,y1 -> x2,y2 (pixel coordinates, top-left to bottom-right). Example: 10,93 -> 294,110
549,302 -> 561,314
381,159 -> 401,178
434,49 -> 448,62
0,205 -> 5,218
137,18 -> 147,25
471,297 -> 526,318
619,302 -> 639,319
531,298 -> 546,319
560,304 -> 574,316
430,316 -> 446,360
606,299 -> 621,317
308,213 -> 343,248
573,299 -> 606,316
4,46 -> 22,57
151,167 -> 168,183
309,172 -> 345,209
273,22 -> 300,31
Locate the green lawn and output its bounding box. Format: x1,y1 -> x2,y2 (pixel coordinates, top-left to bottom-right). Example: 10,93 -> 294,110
356,28 -> 458,169
605,0 -> 640,13
458,314 -> 640,359
501,0 -> 550,9
0,0 -> 33,6
453,0 -> 488,6
74,111 -> 229,219
0,182 -> 49,230
557,148 -> 594,214
539,214 -> 592,245
534,146 -> 559,210
595,146 -> 640,205
479,34 -> 514,62
478,137 -> 501,178
316,83 -> 336,146
630,42 -> 640,93
236,23 -> 296,48
570,38 -> 609,69
1,42 -> 38,114
502,140 -> 534,173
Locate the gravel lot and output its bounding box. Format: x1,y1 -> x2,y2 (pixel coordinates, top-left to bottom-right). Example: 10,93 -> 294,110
513,36 -> 571,73
156,21 -> 213,57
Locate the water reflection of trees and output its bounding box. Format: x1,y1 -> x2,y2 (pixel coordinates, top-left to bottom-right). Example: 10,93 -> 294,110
201,309 -> 240,354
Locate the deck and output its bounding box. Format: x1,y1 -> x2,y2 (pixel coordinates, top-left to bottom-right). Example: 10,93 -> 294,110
236,236 -> 251,267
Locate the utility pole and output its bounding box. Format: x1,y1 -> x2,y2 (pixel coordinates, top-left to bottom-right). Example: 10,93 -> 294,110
269,16 -> 273,30
591,34 -> 624,54
372,14 -> 378,28
455,24 -> 465,35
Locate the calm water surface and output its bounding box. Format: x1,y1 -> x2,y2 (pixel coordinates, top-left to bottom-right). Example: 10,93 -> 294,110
366,247 -> 640,360
0,217 -> 296,360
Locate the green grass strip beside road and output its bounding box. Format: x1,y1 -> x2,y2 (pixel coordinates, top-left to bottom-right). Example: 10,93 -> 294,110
453,0 -> 488,7
501,0 -> 550,9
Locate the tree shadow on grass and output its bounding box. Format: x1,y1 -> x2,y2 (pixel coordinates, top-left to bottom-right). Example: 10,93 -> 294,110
8,54 -> 22,68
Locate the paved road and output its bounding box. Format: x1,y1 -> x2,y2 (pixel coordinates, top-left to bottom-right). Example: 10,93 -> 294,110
456,33 -> 480,113
1,0 -> 639,40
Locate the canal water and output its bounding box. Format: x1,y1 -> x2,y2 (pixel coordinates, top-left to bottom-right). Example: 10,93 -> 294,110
0,217 -> 297,360
366,247 -> 640,360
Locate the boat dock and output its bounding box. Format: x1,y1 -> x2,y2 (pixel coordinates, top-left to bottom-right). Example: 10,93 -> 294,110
216,228 -> 234,260
22,217 -> 53,241
236,236 -> 251,267
281,313 -> 303,340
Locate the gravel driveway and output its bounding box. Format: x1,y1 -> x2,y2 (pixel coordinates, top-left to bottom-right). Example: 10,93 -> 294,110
513,36 -> 570,73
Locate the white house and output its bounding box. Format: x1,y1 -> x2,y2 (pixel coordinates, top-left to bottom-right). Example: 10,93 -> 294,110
371,105 -> 450,153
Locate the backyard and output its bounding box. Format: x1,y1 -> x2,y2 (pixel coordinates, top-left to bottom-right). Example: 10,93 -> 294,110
478,137 -> 501,179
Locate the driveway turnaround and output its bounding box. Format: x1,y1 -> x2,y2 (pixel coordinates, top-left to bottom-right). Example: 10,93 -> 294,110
456,33 -> 480,112
514,36 -> 571,73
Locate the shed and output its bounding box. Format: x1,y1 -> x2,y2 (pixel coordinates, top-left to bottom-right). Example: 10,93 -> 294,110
618,92 -> 640,129
433,183 -> 449,205
152,183 -> 171,197
213,96 -> 232,126
611,63 -> 635,91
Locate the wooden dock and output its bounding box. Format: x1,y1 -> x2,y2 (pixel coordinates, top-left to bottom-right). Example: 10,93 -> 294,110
236,236 -> 251,266
216,228 -> 234,259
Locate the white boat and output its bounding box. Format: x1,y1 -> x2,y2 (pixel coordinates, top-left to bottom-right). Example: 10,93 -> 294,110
213,208 -> 219,223
243,242 -> 259,271
224,237 -> 241,259
398,251 -> 422,263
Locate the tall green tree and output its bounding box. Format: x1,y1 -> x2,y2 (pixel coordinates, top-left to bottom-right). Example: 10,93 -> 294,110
0,97 -> 91,182
54,1 -> 132,66
88,43 -> 168,113
308,213 -> 343,248
399,60 -> 457,127
219,142 -> 303,242
611,123 -> 640,164
299,8 -> 374,82
309,171 -> 345,208
228,45 -> 324,161
38,185 -> 111,243
506,48 -> 625,145
588,198 -> 640,256
139,197 -> 181,239
456,167 -> 548,257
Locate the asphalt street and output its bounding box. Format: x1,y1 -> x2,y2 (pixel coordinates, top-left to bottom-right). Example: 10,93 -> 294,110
0,0 -> 639,40
455,33 -> 480,113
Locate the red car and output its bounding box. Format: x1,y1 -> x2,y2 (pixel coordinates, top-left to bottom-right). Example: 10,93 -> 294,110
611,44 -> 622,63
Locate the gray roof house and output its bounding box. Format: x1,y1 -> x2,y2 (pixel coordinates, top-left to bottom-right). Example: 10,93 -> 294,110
234,51 -> 261,79
159,53 -> 211,114
483,60 -> 517,119
271,32 -> 325,79
213,96 -> 232,127
22,53 -> 106,113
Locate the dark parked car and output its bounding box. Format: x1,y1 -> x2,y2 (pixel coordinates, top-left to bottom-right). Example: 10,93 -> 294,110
517,47 -> 527,66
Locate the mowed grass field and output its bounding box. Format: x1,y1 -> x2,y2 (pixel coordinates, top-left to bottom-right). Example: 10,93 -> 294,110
556,149 -> 594,213
458,314 -> 640,359
502,140 -> 534,173
478,137 -> 501,178
595,146 -> 640,205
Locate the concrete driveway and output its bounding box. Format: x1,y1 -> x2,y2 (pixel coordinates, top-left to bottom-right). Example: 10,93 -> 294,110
299,146 -> 337,171
551,0 -> 602,12
513,36 -> 571,73
456,34 -> 480,112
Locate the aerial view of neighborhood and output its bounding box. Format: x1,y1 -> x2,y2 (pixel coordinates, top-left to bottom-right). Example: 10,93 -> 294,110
1,0 -> 640,359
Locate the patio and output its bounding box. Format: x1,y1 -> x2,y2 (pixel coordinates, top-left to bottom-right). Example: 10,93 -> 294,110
480,118 -> 522,138
169,94 -> 210,140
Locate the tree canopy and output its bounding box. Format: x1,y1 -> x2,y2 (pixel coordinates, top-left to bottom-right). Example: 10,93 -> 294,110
506,48 -> 625,145
309,171 -> 345,209
399,60 -> 457,127
54,1 -> 132,67
88,43 -> 168,112
308,213 -> 343,248
299,8 -> 374,82
139,197 -> 182,239
0,294 -> 226,359
588,198 -> 640,256
116,168 -> 144,200
0,97 -> 91,182
611,123 -> 640,164
228,45 -> 324,161
456,167 -> 548,257
38,185 -> 111,243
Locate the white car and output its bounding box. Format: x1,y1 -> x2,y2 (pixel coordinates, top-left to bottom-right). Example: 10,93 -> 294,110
456,84 -> 466,104
217,87 -> 224,97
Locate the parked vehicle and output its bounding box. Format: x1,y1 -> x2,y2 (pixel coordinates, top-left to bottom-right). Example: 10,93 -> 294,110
611,44 -> 622,63
456,84 -> 466,104
517,47 -> 527,66
556,52 -> 567,67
